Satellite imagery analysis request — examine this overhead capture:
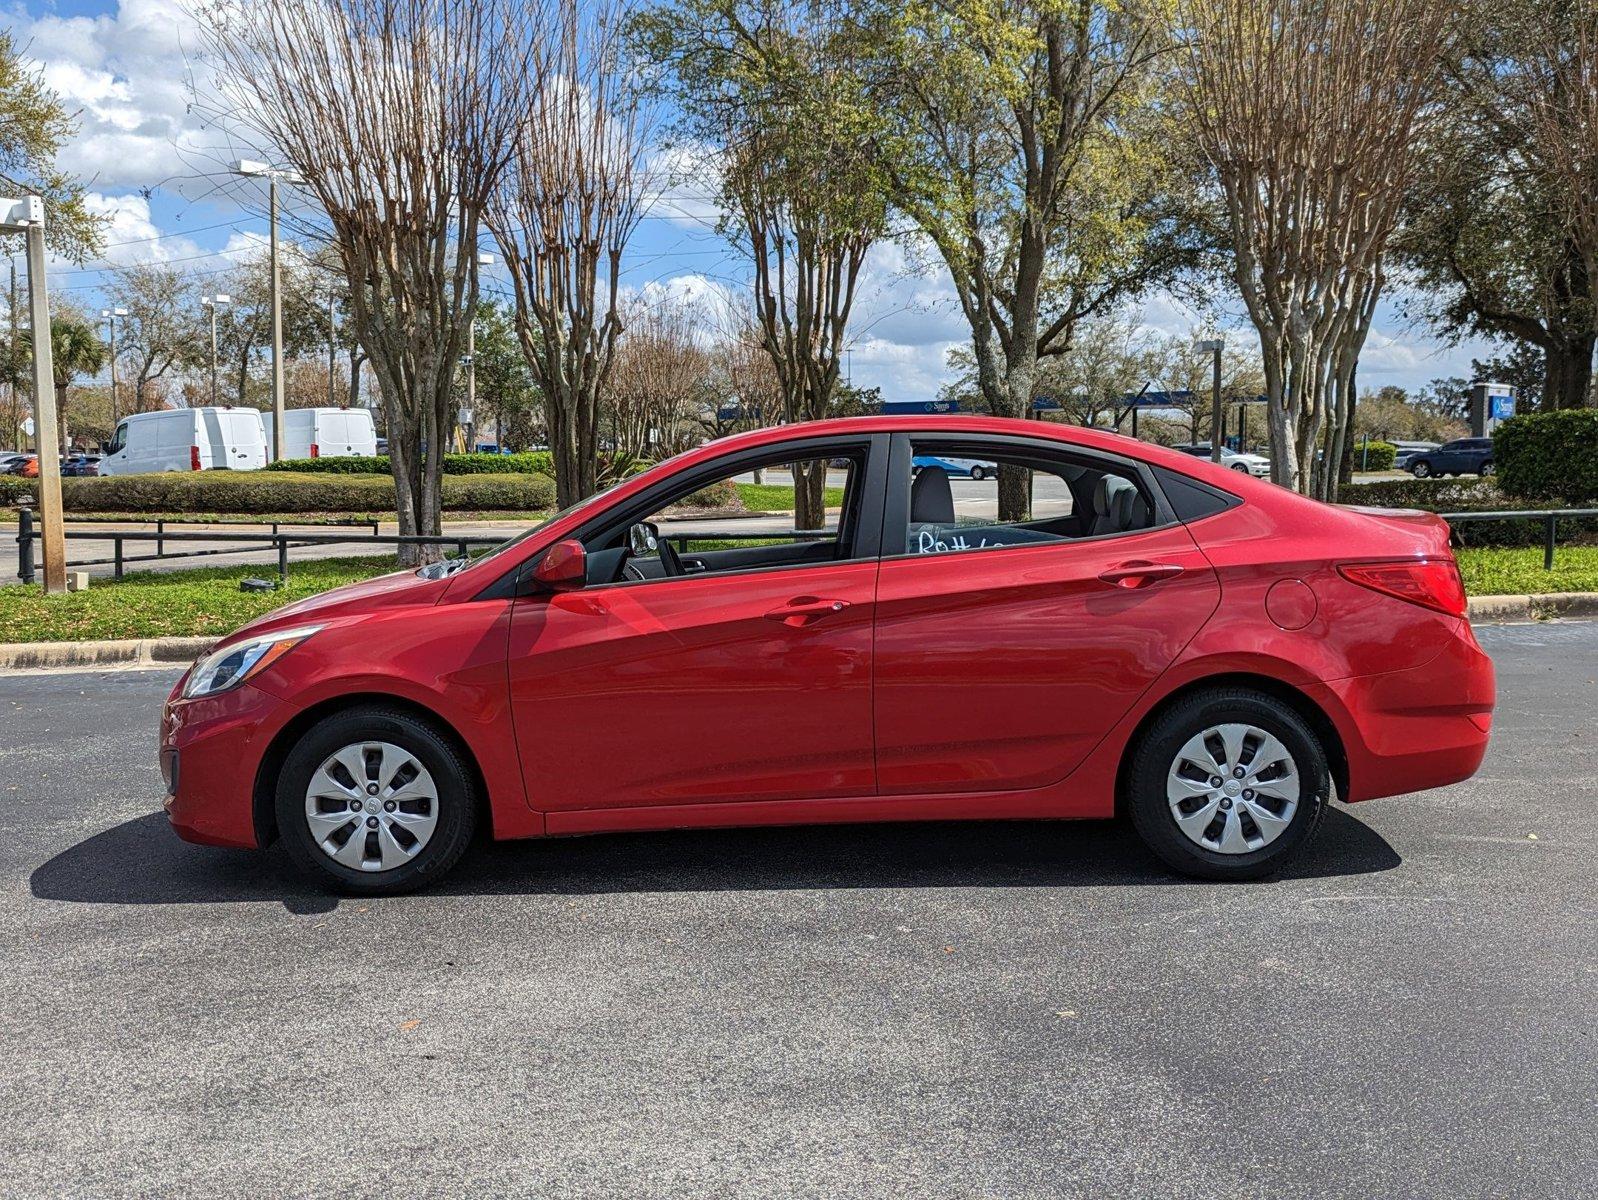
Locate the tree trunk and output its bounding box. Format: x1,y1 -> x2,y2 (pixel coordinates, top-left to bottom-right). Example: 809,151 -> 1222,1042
1544,333 -> 1596,409
793,459 -> 827,531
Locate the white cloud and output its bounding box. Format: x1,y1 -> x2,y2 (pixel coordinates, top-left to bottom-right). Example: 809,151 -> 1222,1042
78,191 -> 200,265
17,0 -> 216,192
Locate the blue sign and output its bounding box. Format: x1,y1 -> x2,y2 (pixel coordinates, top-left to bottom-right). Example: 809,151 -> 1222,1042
1488,393 -> 1515,420
1032,396 -> 1062,411
716,404 -> 742,422
881,399 -> 961,414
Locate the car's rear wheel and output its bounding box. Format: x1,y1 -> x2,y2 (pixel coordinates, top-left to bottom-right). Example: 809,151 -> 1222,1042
1126,688 -> 1329,881
276,706 -> 478,895
1479,460 -> 1494,477
1411,461 -> 1432,478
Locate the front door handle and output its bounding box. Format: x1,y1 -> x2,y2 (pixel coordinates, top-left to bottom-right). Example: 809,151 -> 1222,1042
1098,561 -> 1184,589
766,596 -> 851,626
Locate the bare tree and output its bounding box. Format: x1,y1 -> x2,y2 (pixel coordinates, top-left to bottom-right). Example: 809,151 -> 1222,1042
198,0 -> 545,560
105,263 -> 201,415
1179,0 -> 1451,497
603,294 -> 711,459
488,0 -> 654,508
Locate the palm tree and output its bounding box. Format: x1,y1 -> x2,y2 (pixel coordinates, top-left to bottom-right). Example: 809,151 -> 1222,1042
21,306 -> 106,450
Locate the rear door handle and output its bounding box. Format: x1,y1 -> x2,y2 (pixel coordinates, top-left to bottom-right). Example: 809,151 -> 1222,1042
765,596 -> 851,626
1098,561 -> 1184,589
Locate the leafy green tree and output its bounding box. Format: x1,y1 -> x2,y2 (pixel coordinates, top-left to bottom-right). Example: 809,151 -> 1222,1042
468,299 -> 542,450
0,32 -> 103,261
19,301 -> 106,447
861,0 -> 1205,517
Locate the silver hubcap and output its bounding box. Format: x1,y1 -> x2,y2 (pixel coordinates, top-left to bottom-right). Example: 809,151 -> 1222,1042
1166,723 -> 1300,855
304,741 -> 439,873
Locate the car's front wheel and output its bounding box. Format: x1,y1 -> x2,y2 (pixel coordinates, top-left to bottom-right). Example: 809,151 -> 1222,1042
968,465 -> 986,481
1479,460 -> 1494,477
1126,688 -> 1329,881
276,706 -> 478,895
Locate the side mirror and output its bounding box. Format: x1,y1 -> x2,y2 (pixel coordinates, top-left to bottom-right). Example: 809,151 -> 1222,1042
627,521 -> 659,557
531,539 -> 587,592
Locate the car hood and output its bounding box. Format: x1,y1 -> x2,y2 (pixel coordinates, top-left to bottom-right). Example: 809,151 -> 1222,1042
220,567 -> 451,646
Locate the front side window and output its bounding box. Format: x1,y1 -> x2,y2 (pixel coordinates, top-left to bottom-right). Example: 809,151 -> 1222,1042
108,422 -> 128,454
900,440 -> 1155,557
581,444 -> 872,586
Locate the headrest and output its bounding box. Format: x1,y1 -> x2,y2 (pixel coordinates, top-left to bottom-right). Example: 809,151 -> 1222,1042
911,466 -> 956,524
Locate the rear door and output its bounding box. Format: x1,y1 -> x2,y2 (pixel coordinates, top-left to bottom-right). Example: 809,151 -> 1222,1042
873,433 -> 1221,795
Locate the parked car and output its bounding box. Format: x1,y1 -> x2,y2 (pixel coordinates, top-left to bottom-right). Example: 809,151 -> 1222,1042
0,452 -> 32,474
99,407 -> 269,475
263,407 -> 379,460
1408,438 -> 1494,479
10,453 -> 38,478
911,453 -> 997,480
1171,443 -> 1272,478
60,454 -> 101,477
161,415 -> 1494,896
1389,441 -> 1439,472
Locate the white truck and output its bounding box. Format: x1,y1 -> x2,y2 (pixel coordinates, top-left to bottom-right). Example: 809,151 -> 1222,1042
99,407 -> 269,476
263,408 -> 379,460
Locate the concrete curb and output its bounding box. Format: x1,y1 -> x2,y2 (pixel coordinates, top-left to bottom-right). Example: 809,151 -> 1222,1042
1467,592 -> 1598,623
2,592 -> 1595,669
0,636 -> 215,672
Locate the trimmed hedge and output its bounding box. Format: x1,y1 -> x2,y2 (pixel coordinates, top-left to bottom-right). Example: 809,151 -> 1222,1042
1340,476 -> 1597,548
4,470 -> 555,515
1495,410 -> 1598,503
265,451 -> 555,477
1353,440 -> 1397,471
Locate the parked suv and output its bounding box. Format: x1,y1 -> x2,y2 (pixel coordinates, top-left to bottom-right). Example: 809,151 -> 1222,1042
1408,438 -> 1494,479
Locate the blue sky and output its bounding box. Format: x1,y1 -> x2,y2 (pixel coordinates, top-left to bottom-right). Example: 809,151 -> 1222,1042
7,0 -> 1495,404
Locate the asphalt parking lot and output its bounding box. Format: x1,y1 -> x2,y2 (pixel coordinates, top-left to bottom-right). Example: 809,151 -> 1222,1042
1,622 -> 1594,1199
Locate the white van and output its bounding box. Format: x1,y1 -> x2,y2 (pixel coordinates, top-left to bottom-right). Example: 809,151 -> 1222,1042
263,407 -> 379,460
100,407 -> 269,476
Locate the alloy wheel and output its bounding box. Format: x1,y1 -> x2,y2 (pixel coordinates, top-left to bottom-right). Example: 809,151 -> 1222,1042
1165,723 -> 1301,855
304,741 -> 440,873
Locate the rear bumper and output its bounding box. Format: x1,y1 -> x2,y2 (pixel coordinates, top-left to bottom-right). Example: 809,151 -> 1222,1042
161,682 -> 296,849
1310,619 -> 1495,802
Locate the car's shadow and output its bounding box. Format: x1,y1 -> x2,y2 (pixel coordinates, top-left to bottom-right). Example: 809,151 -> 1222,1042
29,807 -> 1401,915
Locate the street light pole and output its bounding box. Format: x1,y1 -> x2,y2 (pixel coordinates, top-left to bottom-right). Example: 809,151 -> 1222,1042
101,306 -> 127,424
201,294 -> 231,405
1196,338 -> 1225,463
3,195 -> 64,592
234,161 -> 303,457
466,252 -> 493,450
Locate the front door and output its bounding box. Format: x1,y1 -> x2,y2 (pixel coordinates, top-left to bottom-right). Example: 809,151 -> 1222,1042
873,434 -> 1222,795
505,437 -> 887,813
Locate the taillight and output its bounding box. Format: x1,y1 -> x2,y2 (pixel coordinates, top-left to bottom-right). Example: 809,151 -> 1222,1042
310,443 -> 320,458
190,445 -> 201,471
1339,559 -> 1467,618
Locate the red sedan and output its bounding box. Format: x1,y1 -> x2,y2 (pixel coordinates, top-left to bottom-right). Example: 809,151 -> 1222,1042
161,417 -> 1494,894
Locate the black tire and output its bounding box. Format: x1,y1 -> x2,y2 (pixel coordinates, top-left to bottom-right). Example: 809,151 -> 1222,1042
1230,462 -> 1250,473
1411,461 -> 1431,478
968,465 -> 985,481
275,706 -> 478,895
1126,688 -> 1330,881
1479,460 -> 1494,477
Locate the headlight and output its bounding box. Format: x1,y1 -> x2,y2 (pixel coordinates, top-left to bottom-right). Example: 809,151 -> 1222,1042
182,624 -> 324,699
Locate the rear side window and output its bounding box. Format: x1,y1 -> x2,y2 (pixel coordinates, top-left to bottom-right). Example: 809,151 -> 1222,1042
900,440 -> 1155,557
1151,466 -> 1239,523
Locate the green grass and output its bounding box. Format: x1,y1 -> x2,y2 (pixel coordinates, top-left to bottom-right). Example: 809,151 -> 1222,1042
4,544 -> 1596,644
735,482 -> 845,511
1456,545 -> 1598,597
0,556 -> 397,643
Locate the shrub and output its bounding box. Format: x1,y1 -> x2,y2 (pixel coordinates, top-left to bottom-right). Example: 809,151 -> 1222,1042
265,451 -> 556,477
8,470 -> 556,515
676,479 -> 740,509
1353,440 -> 1397,471
1495,410 -> 1598,503
1339,476 -> 1597,548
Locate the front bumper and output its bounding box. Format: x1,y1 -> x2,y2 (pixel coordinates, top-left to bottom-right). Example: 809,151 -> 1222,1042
161,682 -> 297,848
